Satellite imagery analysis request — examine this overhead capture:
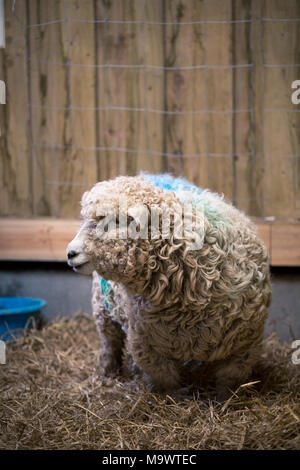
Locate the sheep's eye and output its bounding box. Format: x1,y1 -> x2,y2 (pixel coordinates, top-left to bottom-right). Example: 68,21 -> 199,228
89,221 -> 97,229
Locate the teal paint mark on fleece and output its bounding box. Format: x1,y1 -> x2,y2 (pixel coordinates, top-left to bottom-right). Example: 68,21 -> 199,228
140,172 -> 204,195
100,276 -> 112,310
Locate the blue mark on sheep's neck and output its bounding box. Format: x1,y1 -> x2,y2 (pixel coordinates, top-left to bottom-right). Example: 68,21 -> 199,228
140,172 -> 204,196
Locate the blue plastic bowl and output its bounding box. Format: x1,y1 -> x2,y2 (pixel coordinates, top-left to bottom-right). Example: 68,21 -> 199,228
0,297 -> 47,342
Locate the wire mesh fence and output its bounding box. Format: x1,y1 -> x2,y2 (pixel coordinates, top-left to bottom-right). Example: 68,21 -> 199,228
0,0 -> 299,218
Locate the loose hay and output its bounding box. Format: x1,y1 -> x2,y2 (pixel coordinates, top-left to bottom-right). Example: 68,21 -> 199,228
0,312 -> 299,450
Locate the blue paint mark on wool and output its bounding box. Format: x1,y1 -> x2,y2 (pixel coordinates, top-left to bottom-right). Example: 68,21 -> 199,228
141,172 -> 227,227
140,172 -> 203,195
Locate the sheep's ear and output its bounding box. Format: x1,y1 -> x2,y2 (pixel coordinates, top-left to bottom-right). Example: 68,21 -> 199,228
81,191 -> 89,206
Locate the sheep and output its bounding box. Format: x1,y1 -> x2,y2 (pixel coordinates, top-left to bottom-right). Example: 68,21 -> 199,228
67,173 -> 272,397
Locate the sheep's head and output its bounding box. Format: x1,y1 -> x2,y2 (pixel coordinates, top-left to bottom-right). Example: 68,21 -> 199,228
67,175 -> 205,293
67,176 -> 178,284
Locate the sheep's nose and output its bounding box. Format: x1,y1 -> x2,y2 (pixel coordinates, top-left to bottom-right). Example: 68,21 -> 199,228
67,250 -> 78,260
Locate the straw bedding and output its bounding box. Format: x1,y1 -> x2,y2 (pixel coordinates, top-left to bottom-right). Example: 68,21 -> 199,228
0,312 -> 299,450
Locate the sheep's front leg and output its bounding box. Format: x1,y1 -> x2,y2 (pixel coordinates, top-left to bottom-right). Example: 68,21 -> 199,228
127,324 -> 180,392
96,315 -> 125,377
92,273 -> 125,377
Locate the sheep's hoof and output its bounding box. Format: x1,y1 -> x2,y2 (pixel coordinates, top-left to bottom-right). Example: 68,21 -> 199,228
103,368 -> 121,379
99,358 -> 122,379
128,362 -> 141,377
122,355 -> 141,377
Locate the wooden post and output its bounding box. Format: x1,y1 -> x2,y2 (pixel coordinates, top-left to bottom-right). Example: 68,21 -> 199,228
0,0 -> 5,48
0,0 -> 32,216
231,0 -> 257,216
164,0 -> 207,187
29,0 -> 98,217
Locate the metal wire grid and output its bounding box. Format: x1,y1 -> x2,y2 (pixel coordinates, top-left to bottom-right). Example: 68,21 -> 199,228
10,1 -> 300,211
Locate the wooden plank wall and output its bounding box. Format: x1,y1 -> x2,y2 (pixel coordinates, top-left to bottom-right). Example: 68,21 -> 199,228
1,218 -> 300,266
0,0 -> 300,220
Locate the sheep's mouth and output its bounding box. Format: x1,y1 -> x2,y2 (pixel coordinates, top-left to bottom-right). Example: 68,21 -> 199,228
73,261 -> 90,271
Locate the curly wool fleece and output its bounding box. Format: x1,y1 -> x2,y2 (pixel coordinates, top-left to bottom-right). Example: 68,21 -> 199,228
100,173 -> 207,307
82,173 -> 272,394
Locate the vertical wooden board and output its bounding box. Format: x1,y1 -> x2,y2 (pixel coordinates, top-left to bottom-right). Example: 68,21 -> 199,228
96,0 -> 137,179
0,0 -> 31,216
263,112 -> 298,217
0,49 -> 4,207
231,1 -> 257,216
262,0 -> 300,218
95,0 -> 150,180
139,0 -> 164,174
204,0 -> 233,200
164,0 -> 208,188
232,65 -> 253,210
59,0 -> 97,217
0,5 -> 7,213
94,0 -> 109,182
29,0 -> 67,216
29,0 -> 97,217
251,0 -> 266,217
263,157 -> 295,218
95,0 -> 130,179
